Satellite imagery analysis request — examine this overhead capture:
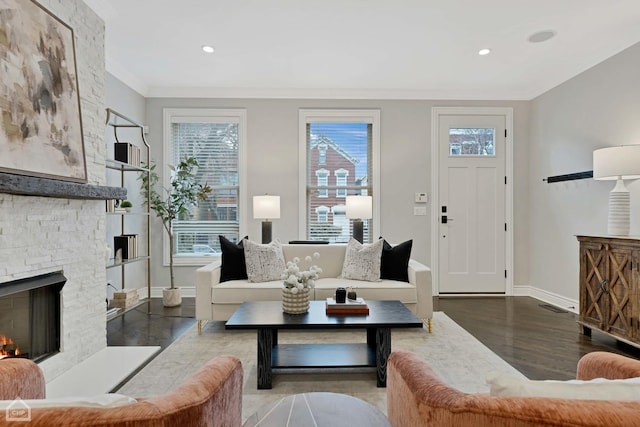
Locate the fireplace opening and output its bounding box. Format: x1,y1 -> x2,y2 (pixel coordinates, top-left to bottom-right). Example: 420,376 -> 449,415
0,272 -> 65,363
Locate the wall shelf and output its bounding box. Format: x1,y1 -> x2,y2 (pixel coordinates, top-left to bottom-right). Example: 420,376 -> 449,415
543,171 -> 593,183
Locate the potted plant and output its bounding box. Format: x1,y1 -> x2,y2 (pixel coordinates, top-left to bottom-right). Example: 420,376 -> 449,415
120,200 -> 133,212
140,157 -> 212,307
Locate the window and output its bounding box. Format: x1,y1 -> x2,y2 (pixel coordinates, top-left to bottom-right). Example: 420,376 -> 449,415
316,169 -> 329,198
164,108 -> 246,265
335,169 -> 348,197
316,206 -> 329,222
299,109 -> 380,243
449,128 -> 495,156
318,144 -> 327,165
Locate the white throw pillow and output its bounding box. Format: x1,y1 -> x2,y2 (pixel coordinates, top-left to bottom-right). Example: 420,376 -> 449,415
340,238 -> 384,282
486,371 -> 640,401
0,394 -> 136,409
243,238 -> 287,283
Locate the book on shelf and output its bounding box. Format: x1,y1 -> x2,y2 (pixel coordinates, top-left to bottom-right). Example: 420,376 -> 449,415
113,234 -> 138,260
114,142 -> 141,166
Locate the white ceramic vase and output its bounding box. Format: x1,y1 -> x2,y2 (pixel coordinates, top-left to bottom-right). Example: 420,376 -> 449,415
282,287 -> 310,314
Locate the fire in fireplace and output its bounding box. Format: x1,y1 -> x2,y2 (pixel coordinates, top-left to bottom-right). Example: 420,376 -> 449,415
0,335 -> 20,359
0,271 -> 65,363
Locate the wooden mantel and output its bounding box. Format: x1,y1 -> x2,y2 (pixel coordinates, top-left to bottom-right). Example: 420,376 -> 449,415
0,172 -> 126,200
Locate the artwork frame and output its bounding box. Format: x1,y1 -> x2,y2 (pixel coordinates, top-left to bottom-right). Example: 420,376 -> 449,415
0,0 -> 87,183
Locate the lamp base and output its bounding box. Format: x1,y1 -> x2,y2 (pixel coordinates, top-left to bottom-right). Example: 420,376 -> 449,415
608,178 -> 630,236
353,220 -> 364,243
261,221 -> 272,244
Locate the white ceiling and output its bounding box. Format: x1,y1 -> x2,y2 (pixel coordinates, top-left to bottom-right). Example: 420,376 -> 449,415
83,0 -> 640,100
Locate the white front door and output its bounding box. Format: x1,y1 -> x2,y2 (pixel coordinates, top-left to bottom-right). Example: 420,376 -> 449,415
437,114 -> 507,293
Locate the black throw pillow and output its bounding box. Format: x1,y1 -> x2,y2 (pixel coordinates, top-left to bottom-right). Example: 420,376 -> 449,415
380,238 -> 413,282
219,235 -> 248,282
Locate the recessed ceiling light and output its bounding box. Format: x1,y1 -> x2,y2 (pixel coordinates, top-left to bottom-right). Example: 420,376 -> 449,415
528,30 -> 556,43
201,45 -> 215,53
478,48 -> 491,56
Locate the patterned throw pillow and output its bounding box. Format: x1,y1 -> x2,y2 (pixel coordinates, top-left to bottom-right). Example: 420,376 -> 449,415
243,238 -> 287,283
340,238 -> 384,282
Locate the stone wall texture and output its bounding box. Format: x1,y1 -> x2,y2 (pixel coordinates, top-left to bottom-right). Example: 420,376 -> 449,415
0,0 -> 107,381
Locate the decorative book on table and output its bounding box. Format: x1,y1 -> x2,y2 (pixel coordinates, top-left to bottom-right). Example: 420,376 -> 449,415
325,297 -> 369,315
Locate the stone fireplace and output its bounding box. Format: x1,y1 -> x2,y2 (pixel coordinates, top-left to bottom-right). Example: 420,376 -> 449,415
0,0 -> 111,382
0,272 -> 66,362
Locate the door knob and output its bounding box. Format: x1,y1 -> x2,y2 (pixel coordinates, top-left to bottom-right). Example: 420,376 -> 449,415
441,216 -> 453,224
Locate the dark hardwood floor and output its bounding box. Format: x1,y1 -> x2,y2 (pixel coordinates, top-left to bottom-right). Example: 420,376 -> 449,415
107,298 -> 196,351
107,296 -> 640,380
436,296 -> 640,380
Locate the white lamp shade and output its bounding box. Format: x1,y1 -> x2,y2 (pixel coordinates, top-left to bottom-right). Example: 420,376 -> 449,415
593,145 -> 640,180
253,195 -> 280,219
346,195 -> 372,219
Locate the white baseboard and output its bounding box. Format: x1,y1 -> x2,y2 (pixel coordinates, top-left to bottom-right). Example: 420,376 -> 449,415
513,285 -> 578,314
149,286 -> 196,298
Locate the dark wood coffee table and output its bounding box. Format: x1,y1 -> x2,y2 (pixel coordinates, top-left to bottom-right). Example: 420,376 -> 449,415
225,300 -> 423,389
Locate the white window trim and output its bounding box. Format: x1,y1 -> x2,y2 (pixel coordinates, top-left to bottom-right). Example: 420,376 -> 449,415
298,109 -> 380,240
162,108 -> 247,266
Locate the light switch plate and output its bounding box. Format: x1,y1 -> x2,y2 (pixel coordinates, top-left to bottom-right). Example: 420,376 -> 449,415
414,206 -> 427,216
415,192 -> 428,203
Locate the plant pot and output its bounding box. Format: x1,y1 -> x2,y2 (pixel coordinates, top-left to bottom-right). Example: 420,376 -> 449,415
163,288 -> 181,307
282,287 -> 310,314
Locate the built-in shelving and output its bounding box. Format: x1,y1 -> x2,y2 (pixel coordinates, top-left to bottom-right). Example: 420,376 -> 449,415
105,108 -> 151,318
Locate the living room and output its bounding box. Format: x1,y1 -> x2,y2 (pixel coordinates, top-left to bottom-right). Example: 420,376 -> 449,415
2,0 -> 640,425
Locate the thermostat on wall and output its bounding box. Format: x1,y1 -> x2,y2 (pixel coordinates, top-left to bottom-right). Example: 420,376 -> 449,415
415,192 -> 428,203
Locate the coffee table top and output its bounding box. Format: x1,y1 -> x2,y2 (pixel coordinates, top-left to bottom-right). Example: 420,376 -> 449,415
225,300 -> 423,330
243,392 -> 390,427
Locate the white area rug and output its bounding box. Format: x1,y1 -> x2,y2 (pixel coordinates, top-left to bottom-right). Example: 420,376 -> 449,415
119,312 -> 524,422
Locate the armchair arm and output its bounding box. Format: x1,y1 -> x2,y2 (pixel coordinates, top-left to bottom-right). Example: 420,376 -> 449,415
0,358 -> 46,399
577,351 -> 640,380
408,259 -> 432,321
195,261 -> 222,322
388,351 -> 640,427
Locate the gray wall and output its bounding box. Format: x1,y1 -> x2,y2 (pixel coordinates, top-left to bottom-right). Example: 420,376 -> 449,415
144,98 -> 530,292
528,42 -> 640,306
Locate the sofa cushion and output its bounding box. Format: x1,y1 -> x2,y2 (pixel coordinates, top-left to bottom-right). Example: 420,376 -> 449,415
211,279 -> 284,303
340,238 -> 383,282
0,394 -> 136,409
243,239 -> 286,283
219,235 -> 248,282
486,371 -> 640,401
380,239 -> 412,283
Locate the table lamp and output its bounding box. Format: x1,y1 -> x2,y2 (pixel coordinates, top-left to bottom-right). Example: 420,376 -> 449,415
593,145 -> 640,236
346,195 -> 372,243
253,195 -> 280,243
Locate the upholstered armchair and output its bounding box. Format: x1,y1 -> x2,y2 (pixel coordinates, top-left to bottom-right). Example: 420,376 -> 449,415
387,350 -> 640,427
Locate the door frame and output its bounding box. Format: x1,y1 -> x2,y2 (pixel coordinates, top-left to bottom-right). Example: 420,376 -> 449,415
430,106 -> 514,296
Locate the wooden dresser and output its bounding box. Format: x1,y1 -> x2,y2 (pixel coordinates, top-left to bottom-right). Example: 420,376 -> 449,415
577,235 -> 640,346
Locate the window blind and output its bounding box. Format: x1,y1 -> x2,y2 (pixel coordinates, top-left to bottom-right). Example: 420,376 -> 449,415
169,119 -> 240,255
305,122 -> 372,243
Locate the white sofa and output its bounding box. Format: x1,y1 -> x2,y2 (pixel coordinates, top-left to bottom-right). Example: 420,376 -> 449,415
195,243 -> 433,334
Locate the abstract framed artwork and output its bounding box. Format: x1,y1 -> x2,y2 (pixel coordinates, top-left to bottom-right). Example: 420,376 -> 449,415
0,0 -> 87,183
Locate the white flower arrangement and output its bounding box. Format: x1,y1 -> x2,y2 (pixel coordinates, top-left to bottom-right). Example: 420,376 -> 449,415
281,252 -> 322,294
